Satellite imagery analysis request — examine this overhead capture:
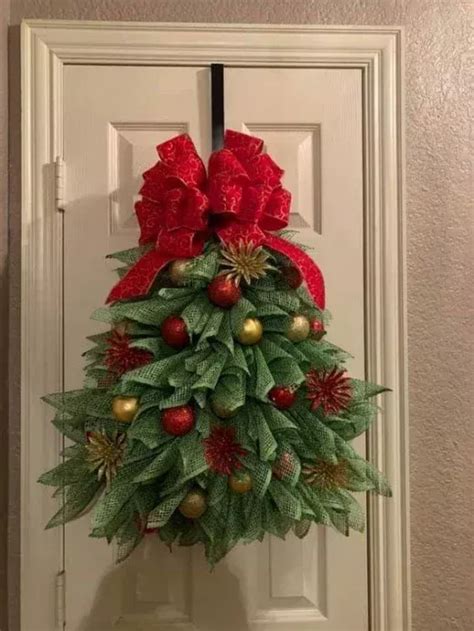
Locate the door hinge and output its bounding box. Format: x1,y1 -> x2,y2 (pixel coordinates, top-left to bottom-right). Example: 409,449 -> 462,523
55,570 -> 66,630
55,156 -> 66,213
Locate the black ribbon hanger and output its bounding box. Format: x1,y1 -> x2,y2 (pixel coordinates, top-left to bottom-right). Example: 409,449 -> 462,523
211,64 -> 225,151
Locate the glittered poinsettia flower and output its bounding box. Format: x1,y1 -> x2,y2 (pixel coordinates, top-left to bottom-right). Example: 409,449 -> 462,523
305,367 -> 352,415
104,330 -> 153,376
203,426 -> 247,475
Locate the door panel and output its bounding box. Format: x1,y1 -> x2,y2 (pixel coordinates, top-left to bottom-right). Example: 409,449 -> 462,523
63,65 -> 365,631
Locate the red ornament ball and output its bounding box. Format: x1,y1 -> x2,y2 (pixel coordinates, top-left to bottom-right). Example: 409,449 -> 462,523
310,318 -> 326,341
161,404 -> 195,436
207,275 -> 241,309
160,315 -> 189,349
268,385 -> 297,410
281,265 -> 303,289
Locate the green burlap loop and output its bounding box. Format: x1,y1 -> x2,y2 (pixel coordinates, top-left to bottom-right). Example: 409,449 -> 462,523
45,476 -> 102,530
229,298 -> 256,335
215,313 -> 234,354
262,499 -> 293,539
297,482 -> 332,525
185,348 -> 212,371
159,386 -> 193,409
241,452 -> 272,499
51,411 -> 87,444
178,432 -> 208,482
106,245 -> 151,266
192,351 -> 227,391
252,346 -> 275,400
197,310 -> 224,349
212,372 -> 246,413
186,248 -> 220,282
147,488 -> 188,528
246,288 -> 300,313
268,357 -> 306,388
134,443 -> 178,483
90,498 -> 135,540
38,449 -> 90,486
193,390 -> 208,409
246,403 -> 277,461
293,519 -> 312,539
126,409 -> 170,450
124,350 -> 193,388
268,479 -> 302,520
267,333 -> 308,362
227,344 -> 250,375
92,291 -> 196,326
130,337 -> 170,357
263,406 -> 298,432
181,294 -> 214,334
207,475 -> 228,507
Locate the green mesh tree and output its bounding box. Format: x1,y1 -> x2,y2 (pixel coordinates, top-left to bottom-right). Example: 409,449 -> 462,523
39,131 -> 391,565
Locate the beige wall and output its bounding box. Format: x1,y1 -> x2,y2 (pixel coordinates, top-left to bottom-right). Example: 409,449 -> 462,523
4,1 -> 473,630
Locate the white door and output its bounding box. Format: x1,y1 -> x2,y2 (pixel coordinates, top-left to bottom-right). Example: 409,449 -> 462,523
62,64 -> 364,631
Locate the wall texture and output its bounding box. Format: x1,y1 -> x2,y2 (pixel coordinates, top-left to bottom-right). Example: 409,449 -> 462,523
5,1 -> 473,630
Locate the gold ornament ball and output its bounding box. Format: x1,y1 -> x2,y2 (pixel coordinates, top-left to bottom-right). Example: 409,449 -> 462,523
169,259 -> 191,286
286,315 -> 310,342
211,398 -> 238,419
112,395 -> 139,423
178,489 -> 207,519
229,472 -> 253,494
237,317 -> 263,345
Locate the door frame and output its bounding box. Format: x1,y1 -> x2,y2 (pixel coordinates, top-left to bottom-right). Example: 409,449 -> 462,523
21,20 -> 409,631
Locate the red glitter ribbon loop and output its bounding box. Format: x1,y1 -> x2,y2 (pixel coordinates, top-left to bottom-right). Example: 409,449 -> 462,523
107,130 -> 325,309
107,134 -> 209,303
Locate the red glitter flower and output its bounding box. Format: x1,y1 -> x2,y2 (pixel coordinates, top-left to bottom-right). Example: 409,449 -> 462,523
203,426 -> 247,475
105,330 -> 153,375
305,367 -> 352,415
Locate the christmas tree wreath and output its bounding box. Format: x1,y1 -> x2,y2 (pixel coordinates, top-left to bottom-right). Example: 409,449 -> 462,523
39,130 -> 391,565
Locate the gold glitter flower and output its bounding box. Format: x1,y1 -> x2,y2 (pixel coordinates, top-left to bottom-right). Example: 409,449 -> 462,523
302,459 -> 349,489
86,430 -> 126,486
220,240 -> 274,285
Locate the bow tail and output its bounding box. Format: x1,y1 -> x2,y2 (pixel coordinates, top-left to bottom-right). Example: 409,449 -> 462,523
264,234 -> 326,310
106,249 -> 172,303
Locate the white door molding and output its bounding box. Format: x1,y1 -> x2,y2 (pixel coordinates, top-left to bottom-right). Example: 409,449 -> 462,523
21,20 -> 409,631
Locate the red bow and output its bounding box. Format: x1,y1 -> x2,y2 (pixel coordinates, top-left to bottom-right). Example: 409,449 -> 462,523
107,131 -> 325,309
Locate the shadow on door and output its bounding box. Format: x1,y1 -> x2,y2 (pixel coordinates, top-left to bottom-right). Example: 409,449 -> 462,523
78,535 -> 249,631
